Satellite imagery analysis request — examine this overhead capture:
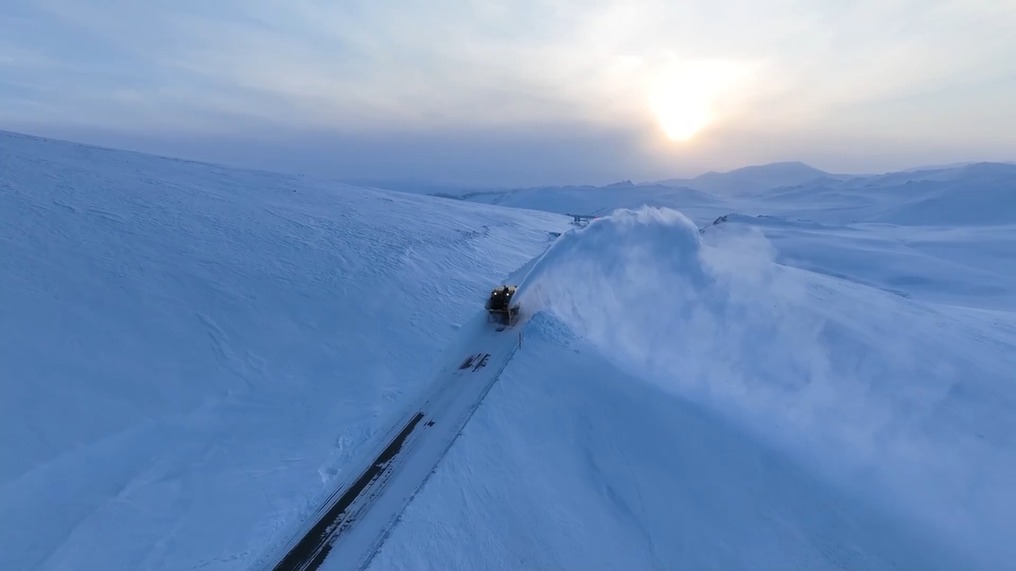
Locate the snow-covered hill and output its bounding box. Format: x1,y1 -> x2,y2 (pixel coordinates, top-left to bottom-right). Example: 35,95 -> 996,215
436,161 -> 1016,311
654,161 -> 839,194
444,183 -> 729,225
0,131 -> 567,570
743,162 -> 1016,226
3,130 -> 1015,570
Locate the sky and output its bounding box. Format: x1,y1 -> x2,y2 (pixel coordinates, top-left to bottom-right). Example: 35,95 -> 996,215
2,0 -> 1015,186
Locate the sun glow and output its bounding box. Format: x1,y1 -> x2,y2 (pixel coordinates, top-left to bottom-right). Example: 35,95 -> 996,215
649,60 -> 745,142
652,86 -> 713,141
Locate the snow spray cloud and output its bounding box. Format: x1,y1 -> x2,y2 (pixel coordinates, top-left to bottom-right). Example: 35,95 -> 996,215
514,207 -> 835,430
514,206 -> 1016,564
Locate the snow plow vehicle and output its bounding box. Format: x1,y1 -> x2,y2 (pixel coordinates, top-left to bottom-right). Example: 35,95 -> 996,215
486,284 -> 520,327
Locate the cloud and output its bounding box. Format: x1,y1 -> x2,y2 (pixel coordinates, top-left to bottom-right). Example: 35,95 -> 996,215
1,0 -> 1014,181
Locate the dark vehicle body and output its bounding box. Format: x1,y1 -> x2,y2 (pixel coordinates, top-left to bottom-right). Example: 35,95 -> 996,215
485,284 -> 520,326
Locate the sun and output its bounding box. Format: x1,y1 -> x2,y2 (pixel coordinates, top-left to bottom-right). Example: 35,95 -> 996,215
649,60 -> 744,142
651,84 -> 713,141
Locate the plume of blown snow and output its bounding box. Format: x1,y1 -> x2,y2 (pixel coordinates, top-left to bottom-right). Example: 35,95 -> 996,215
514,206 -> 1016,564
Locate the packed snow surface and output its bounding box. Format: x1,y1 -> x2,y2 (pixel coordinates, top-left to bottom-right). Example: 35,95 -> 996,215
3,131 -> 1015,570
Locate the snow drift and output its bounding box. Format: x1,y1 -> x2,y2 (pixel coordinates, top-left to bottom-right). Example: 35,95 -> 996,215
514,207 -> 1016,565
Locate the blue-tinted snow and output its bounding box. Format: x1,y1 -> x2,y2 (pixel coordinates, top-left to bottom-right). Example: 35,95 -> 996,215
374,175 -> 1016,568
0,130 -> 567,570
3,131 -> 1015,570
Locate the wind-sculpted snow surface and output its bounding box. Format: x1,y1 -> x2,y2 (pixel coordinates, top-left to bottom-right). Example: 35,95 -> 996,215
0,131 -> 568,571
510,207 -> 1016,566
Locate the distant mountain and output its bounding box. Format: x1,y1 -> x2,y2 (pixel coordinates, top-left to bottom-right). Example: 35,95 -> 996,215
604,179 -> 635,188
651,161 -> 835,194
898,160 -> 1016,173
840,161 -> 1016,189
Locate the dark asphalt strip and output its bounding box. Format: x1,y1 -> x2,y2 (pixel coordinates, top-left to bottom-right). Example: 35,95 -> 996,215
272,411 -> 426,571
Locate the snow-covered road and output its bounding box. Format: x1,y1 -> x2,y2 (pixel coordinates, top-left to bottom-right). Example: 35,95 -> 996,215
261,312 -> 525,571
